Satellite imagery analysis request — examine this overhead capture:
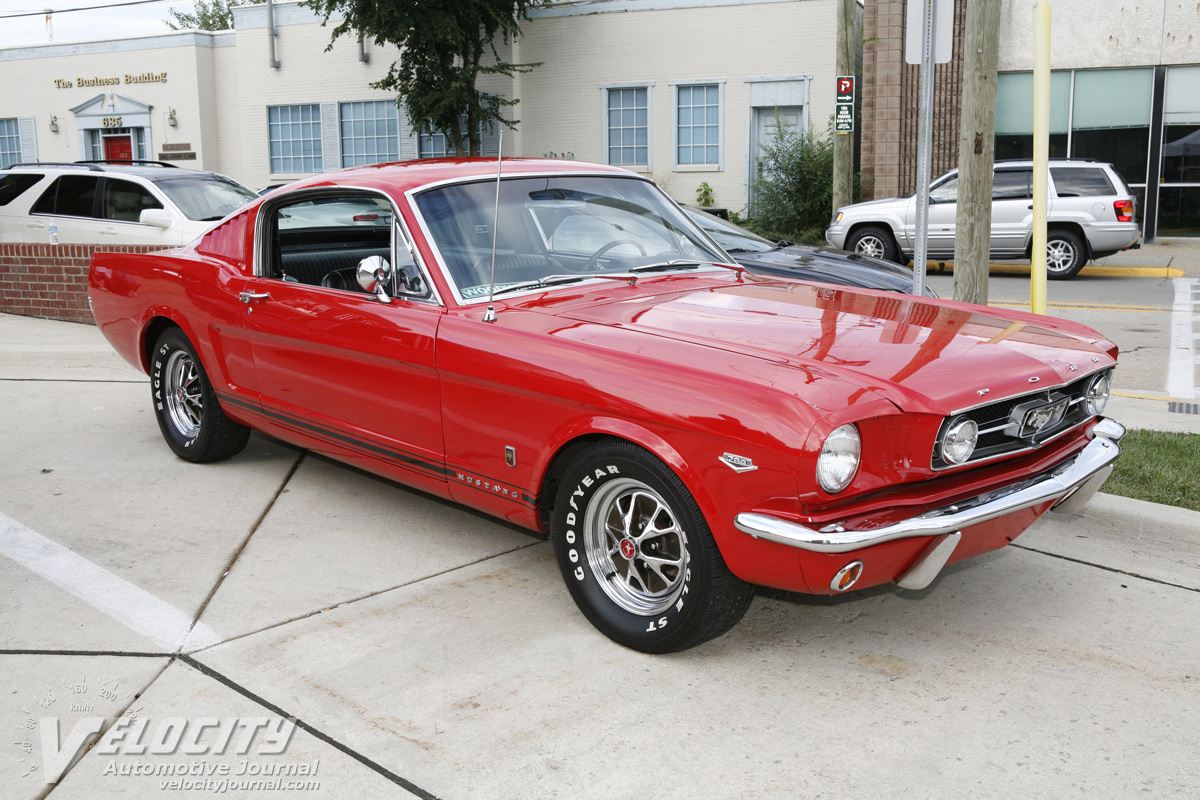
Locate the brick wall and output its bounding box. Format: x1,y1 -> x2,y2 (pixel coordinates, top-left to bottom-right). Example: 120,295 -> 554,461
862,0 -> 967,199
0,244 -> 168,324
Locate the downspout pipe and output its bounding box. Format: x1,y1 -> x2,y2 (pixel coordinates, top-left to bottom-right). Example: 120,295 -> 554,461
267,0 -> 280,70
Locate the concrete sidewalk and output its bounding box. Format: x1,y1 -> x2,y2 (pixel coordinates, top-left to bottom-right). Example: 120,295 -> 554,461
2,312 -> 1198,799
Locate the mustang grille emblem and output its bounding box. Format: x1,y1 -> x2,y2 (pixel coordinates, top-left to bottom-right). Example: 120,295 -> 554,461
720,453 -> 758,473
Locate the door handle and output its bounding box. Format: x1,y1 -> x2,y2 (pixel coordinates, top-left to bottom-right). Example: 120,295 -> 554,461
238,291 -> 271,304
99,227 -> 118,236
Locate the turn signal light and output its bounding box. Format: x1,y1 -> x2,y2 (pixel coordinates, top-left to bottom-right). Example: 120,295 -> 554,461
830,561 -> 864,592
1113,199 -> 1134,223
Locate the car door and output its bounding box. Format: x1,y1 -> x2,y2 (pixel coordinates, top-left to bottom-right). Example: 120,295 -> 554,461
25,175 -> 101,244
96,177 -> 181,245
924,173 -> 958,258
235,190 -> 446,483
989,168 -> 1034,256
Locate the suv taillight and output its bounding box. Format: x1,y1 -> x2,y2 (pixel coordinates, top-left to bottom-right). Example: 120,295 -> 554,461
1114,199 -> 1134,222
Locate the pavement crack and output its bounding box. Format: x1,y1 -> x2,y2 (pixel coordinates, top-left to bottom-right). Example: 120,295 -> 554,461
0,649 -> 167,657
177,655 -> 440,800
180,452 -> 306,652
185,540 -> 546,654
1010,543 -> 1200,593
0,377 -> 146,383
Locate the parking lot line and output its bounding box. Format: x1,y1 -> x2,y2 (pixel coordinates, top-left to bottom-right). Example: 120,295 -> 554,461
918,262 -> 1184,278
1168,278 -> 1198,400
989,300 -> 1171,313
0,512 -> 221,652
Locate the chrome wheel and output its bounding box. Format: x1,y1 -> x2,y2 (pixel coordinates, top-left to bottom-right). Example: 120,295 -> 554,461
854,234 -> 886,259
583,478 -> 690,615
164,349 -> 203,440
1046,238 -> 1078,274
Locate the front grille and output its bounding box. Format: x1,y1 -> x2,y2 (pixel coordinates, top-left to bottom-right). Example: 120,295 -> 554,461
931,369 -> 1110,470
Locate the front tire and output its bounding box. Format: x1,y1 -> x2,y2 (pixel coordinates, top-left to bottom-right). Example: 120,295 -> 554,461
1045,229 -> 1087,279
151,328 -> 250,463
846,225 -> 901,264
551,441 -> 753,653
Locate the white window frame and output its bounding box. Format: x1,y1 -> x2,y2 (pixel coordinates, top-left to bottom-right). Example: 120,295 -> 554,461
0,118 -> 23,168
600,82 -> 654,173
339,100 -> 401,167
670,79 -> 725,172
268,104 -> 324,176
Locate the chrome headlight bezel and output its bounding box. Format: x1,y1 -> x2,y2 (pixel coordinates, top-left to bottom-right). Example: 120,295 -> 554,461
1085,371 -> 1112,416
940,415 -> 979,466
816,424 -> 861,494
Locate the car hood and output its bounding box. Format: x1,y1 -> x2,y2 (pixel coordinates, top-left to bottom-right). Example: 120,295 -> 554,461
838,195 -> 913,214
733,245 -> 918,292
553,278 -> 1114,415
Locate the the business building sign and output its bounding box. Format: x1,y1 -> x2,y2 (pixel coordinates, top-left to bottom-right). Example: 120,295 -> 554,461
54,73 -> 169,89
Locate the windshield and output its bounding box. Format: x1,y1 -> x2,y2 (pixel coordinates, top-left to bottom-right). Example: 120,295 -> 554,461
686,208 -> 776,253
153,174 -> 258,221
414,175 -> 729,300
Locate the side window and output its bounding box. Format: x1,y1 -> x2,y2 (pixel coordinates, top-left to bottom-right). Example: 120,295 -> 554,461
992,170 -> 1032,200
31,176 -> 100,218
1050,167 -> 1116,197
929,176 -> 959,204
102,179 -> 163,222
266,194 -> 397,293
0,173 -> 43,206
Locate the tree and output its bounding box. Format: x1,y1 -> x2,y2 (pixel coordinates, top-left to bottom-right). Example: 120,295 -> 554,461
748,114 -> 859,245
165,0 -> 262,31
304,0 -> 545,157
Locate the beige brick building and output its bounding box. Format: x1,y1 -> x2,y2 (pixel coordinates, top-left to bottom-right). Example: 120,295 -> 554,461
1,0 -> 847,214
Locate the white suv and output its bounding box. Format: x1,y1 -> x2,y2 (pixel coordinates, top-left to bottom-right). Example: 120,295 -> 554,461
825,159 -> 1141,279
0,161 -> 257,247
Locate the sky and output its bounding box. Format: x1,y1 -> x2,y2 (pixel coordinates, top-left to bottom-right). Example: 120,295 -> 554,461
0,0 -> 201,48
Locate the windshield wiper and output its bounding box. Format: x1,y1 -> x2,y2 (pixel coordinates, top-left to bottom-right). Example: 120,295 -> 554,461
627,259 -> 703,274
489,273 -> 631,297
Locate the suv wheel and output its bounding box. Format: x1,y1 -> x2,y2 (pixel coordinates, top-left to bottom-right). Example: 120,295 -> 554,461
1045,229 -> 1087,280
847,225 -> 900,264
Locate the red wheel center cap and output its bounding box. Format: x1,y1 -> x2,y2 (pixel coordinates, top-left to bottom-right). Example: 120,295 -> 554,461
176,388 -> 184,402
619,538 -> 637,560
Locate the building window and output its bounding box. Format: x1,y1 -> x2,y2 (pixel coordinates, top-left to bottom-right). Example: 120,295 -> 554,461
604,87 -> 650,168
676,84 -> 721,167
994,68 -> 1152,185
340,101 -> 399,167
268,104 -> 323,174
418,130 -> 453,159
0,119 -> 21,169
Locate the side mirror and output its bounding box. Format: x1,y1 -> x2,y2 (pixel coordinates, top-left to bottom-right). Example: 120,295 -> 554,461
357,255 -> 393,304
140,209 -> 174,228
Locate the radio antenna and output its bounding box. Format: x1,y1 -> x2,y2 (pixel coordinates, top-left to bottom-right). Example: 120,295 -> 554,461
483,131 -> 503,323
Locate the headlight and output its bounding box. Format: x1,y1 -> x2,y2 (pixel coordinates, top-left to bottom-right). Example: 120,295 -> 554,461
940,416 -> 979,466
1085,371 -> 1111,416
817,424 -> 861,493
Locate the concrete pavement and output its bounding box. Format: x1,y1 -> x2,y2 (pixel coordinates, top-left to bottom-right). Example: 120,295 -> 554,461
2,280 -> 1198,799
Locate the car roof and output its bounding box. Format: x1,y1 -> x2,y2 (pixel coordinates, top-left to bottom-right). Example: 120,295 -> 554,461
2,161 -> 230,181
273,158 -> 637,198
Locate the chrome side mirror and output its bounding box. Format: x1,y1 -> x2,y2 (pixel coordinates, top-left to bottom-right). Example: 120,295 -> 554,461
357,255 -> 393,304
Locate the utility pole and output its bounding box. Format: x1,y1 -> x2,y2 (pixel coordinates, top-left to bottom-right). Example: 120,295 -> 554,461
953,0 -> 1002,305
832,0 -> 857,214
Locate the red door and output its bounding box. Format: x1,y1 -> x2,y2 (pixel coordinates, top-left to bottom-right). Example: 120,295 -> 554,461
104,136 -> 133,161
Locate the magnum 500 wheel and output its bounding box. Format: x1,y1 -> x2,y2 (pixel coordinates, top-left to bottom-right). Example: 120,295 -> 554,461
151,328 -> 250,463
551,441 -> 753,653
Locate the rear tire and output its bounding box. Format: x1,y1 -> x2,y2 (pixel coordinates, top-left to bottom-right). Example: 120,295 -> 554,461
151,328 -> 250,463
847,225 -> 901,264
1045,229 -> 1087,280
551,440 -> 753,653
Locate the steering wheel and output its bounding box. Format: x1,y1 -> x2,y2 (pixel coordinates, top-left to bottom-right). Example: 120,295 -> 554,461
581,239 -> 647,272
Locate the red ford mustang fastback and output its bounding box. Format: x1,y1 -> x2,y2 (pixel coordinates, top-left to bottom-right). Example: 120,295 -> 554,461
89,159 -> 1125,652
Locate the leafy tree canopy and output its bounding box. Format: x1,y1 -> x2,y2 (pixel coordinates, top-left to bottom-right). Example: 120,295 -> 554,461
165,0 -> 263,32
303,0 -> 545,156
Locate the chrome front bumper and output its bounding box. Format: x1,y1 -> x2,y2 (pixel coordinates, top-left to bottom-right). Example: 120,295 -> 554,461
734,418 -> 1126,555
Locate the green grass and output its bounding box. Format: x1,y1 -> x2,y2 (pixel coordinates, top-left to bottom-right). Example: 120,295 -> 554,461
1104,429 -> 1200,512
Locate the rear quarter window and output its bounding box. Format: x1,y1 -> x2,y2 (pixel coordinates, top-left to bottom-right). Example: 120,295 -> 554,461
0,173 -> 43,205
1051,168 -> 1116,198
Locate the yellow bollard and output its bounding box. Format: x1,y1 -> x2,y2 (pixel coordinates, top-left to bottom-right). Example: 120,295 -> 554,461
1030,1 -> 1051,315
